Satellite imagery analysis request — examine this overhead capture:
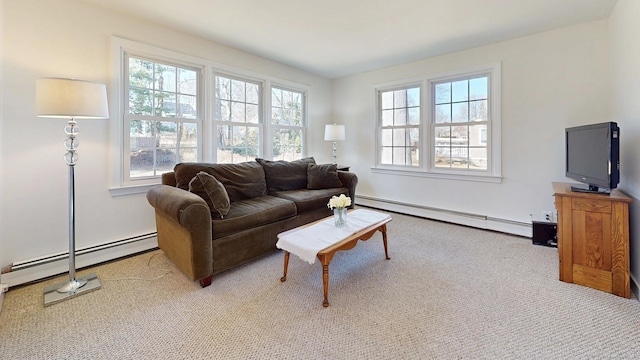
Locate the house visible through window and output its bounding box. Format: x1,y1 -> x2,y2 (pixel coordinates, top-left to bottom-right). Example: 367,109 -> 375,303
433,75 -> 489,170
126,56 -> 200,179
374,62 -> 501,182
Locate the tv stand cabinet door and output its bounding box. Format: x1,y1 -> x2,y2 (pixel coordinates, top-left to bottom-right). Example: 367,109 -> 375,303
570,198 -> 613,294
553,182 -> 630,299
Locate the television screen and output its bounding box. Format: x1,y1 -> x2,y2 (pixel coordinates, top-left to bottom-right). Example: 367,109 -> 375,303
565,122 -> 619,193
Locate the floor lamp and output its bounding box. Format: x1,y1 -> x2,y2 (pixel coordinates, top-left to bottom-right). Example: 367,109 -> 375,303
36,78 -> 109,306
324,124 -> 346,165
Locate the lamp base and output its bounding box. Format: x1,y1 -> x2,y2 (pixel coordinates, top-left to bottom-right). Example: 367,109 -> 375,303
56,278 -> 87,293
44,272 -> 101,306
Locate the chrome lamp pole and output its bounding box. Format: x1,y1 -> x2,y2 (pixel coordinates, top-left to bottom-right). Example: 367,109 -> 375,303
36,78 -> 109,306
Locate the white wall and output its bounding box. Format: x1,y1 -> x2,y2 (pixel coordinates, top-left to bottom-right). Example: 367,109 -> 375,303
609,0 -> 640,292
1,0 -> 629,290
1,0 -> 331,272
332,20 -> 611,229
0,0 -> 6,280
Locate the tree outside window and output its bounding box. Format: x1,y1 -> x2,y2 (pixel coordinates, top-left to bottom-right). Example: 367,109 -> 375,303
271,87 -> 305,161
127,56 -> 199,178
214,75 -> 262,163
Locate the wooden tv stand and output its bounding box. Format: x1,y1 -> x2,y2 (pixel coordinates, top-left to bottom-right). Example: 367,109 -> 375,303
553,182 -> 631,298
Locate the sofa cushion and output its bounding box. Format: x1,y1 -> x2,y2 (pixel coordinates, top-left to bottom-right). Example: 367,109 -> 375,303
188,171 -> 231,219
256,157 -> 316,192
307,163 -> 344,190
211,195 -> 297,239
174,162 -> 267,202
270,188 -> 349,213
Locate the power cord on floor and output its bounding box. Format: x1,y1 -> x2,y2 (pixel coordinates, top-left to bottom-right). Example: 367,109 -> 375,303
102,252 -> 173,282
103,272 -> 172,282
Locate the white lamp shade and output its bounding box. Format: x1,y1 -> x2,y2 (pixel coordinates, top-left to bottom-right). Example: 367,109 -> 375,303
36,78 -> 109,119
324,124 -> 346,141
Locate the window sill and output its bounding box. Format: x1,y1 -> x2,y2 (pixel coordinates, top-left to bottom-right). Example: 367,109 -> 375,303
109,183 -> 160,197
371,166 -> 502,183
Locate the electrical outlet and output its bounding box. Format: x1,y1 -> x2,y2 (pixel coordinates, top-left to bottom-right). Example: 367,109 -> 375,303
542,211 -> 554,223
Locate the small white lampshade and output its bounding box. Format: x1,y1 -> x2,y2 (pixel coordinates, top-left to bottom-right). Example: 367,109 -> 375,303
324,124 -> 346,141
36,78 -> 109,119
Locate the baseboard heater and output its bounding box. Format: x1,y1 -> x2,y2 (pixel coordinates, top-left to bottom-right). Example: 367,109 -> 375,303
355,195 -> 532,237
2,233 -> 158,287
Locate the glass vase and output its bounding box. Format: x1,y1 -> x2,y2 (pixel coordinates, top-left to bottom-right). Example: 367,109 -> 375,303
334,208 -> 347,228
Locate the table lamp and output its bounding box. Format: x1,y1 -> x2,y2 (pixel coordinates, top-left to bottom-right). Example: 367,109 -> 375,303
324,124 -> 345,165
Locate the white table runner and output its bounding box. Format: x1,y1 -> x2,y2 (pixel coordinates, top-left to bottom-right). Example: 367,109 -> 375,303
276,209 -> 391,264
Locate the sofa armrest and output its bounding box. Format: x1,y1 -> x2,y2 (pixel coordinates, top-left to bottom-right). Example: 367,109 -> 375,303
337,171 -> 358,209
146,185 -> 213,282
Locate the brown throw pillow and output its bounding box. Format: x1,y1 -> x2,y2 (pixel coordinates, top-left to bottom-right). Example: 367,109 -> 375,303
307,163 -> 344,190
188,171 -> 231,218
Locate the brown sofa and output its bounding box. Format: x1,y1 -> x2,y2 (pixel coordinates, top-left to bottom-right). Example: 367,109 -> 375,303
146,157 -> 357,287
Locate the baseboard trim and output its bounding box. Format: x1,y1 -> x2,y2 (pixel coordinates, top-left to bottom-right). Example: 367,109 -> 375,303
356,195 -> 532,237
2,233 -> 158,288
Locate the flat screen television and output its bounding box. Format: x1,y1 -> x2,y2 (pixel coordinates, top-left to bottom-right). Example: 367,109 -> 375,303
565,121 -> 619,194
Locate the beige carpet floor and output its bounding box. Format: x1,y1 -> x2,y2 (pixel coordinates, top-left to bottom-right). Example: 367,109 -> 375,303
1,211 -> 639,359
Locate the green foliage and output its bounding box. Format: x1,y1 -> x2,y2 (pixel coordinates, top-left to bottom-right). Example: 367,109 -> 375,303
128,58 -> 184,137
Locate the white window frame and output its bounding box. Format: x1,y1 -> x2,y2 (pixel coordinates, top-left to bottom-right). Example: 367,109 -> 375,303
212,72 -> 265,163
373,62 -> 501,183
375,82 -> 423,169
109,37 -> 310,196
124,56 -> 202,179
110,37 -> 210,196
210,73 -> 309,163
268,85 -> 307,161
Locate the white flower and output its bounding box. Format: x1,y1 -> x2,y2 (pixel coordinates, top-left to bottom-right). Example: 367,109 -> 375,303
327,194 -> 351,209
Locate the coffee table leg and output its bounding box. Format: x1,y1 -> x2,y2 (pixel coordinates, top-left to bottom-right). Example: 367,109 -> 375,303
280,251 -> 290,282
322,264 -> 329,307
381,224 -> 390,260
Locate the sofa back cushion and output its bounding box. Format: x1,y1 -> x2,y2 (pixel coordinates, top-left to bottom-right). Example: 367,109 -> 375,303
256,157 -> 316,192
174,162 -> 267,202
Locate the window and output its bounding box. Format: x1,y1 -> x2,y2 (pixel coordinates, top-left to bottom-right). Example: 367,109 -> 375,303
125,56 -> 201,179
378,86 -> 421,166
111,37 -> 309,193
433,75 -> 488,170
271,87 -> 305,161
374,63 -> 501,182
214,75 -> 262,163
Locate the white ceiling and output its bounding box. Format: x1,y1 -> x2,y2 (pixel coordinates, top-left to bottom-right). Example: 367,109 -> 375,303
79,0 -> 618,79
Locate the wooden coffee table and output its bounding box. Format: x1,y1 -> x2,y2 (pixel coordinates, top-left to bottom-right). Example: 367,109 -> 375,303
276,209 -> 391,307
